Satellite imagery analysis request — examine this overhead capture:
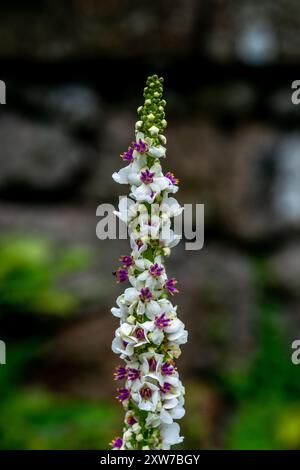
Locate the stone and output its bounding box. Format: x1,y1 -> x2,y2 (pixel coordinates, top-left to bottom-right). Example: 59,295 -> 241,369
0,0 -> 198,60
272,135 -> 300,229
168,243 -> 256,371
166,120 -> 225,224
84,110 -> 135,201
216,127 -> 300,240
20,84 -> 103,135
0,202 -> 128,305
269,244 -> 300,297
216,124 -> 279,241
36,312 -> 119,398
0,0 -> 300,64
0,115 -> 98,193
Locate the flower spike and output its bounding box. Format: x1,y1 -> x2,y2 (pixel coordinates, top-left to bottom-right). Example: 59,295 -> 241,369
110,75 -> 187,450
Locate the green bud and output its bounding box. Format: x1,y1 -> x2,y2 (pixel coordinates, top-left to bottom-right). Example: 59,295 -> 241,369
137,75 -> 167,138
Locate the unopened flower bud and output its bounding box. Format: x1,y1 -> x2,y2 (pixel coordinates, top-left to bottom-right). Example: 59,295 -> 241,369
159,134 -> 167,145
132,423 -> 141,434
124,430 -> 132,440
163,247 -> 171,257
149,125 -> 159,135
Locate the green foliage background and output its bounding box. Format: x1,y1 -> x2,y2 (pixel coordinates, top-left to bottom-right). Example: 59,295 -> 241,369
1,236 -> 300,449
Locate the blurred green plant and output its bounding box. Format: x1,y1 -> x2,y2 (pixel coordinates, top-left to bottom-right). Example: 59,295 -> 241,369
0,235 -> 121,449
0,390 -> 121,450
0,343 -> 121,450
0,235 -> 90,315
225,303 -> 300,449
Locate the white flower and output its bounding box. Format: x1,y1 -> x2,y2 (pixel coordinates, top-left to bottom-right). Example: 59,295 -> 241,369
131,381 -> 160,412
165,318 -> 188,345
139,351 -> 164,384
161,376 -> 183,403
147,145 -> 166,158
160,195 -> 183,217
112,333 -> 134,358
123,287 -> 162,320
129,257 -> 167,291
131,162 -> 170,203
114,197 -> 139,224
160,422 -> 184,449
112,156 -> 146,185
129,211 -> 160,241
112,322 -> 151,358
160,403 -> 185,425
129,233 -> 148,255
159,227 -> 181,249
111,294 -> 128,322
148,394 -> 185,426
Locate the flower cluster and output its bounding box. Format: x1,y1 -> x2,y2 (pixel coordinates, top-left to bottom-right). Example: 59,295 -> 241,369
110,75 -> 187,450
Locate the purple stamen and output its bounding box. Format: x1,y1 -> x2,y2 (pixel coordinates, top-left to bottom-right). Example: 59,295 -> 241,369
127,368 -> 140,381
160,382 -> 173,394
121,146 -> 134,162
136,239 -> 143,250
149,262 -> 164,278
165,278 -> 179,295
161,362 -> 175,376
111,437 -> 123,449
140,386 -> 153,399
114,366 -> 127,380
148,357 -> 157,372
135,327 -> 145,340
140,169 -> 155,185
114,267 -> 128,283
139,287 -> 153,303
127,414 -> 137,426
155,312 -> 172,329
117,388 -> 130,402
119,255 -> 134,267
146,217 -> 157,229
133,138 -> 148,154
165,171 -> 179,185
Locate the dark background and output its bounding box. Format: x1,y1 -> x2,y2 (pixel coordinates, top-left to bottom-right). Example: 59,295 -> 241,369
0,0 -> 300,449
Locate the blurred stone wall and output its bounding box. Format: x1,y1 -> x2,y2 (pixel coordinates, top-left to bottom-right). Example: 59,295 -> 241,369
0,0 -> 300,400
